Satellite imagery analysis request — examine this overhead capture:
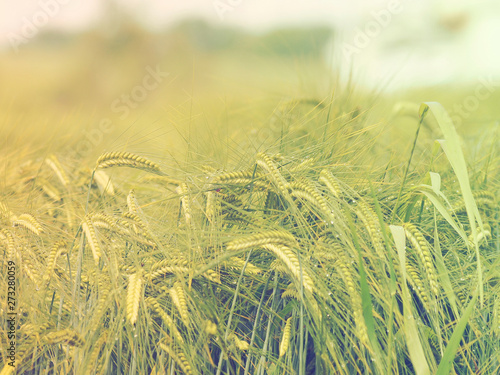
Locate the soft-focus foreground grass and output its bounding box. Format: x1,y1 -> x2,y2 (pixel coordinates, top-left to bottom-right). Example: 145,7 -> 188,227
0,24 -> 499,375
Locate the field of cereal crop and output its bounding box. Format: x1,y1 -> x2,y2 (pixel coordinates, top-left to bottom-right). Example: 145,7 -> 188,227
0,16 -> 499,375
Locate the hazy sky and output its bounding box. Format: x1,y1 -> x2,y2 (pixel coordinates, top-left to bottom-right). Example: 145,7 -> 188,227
0,0 -> 362,41
2,0 -> 499,90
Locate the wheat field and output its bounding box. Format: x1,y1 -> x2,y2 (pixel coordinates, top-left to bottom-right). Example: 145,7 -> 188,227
0,22 -> 499,375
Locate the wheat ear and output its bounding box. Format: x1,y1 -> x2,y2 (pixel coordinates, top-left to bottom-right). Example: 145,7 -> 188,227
223,257 -> 261,275
127,189 -> 140,214
82,215 -> 101,264
85,332 -> 107,375
404,223 -> 439,296
177,183 -> 193,227
170,281 -> 190,327
126,270 -> 144,325
319,169 -> 341,198
406,263 -> 431,312
453,190 -> 495,214
45,154 -> 70,186
213,170 -> 263,182
89,212 -> 116,229
42,240 -> 66,286
292,178 -> 330,213
355,201 -> 385,260
256,152 -> 290,196
493,296 -> 499,336
36,177 -> 62,201
282,284 -> 300,300
95,151 -> 162,174
328,240 -> 368,344
141,175 -> 183,186
205,190 -> 217,223
43,329 -> 84,347
146,297 -> 184,343
229,333 -> 250,351
227,230 -> 297,251
90,278 -> 111,331
289,158 -> 314,173
158,342 -> 193,375
0,201 -> 15,222
13,213 -> 44,235
263,244 -> 314,294
0,229 -> 16,261
279,317 -> 293,357
93,170 -> 115,195
149,266 -> 190,281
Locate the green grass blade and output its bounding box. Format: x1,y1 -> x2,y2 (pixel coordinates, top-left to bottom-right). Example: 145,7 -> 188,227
390,225 -> 432,375
436,288 -> 478,375
419,102 -> 484,304
369,181 -> 398,373
416,187 -> 468,244
346,210 -> 386,373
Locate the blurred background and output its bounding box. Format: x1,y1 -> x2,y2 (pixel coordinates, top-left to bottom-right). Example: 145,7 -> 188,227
1,0 -> 499,159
